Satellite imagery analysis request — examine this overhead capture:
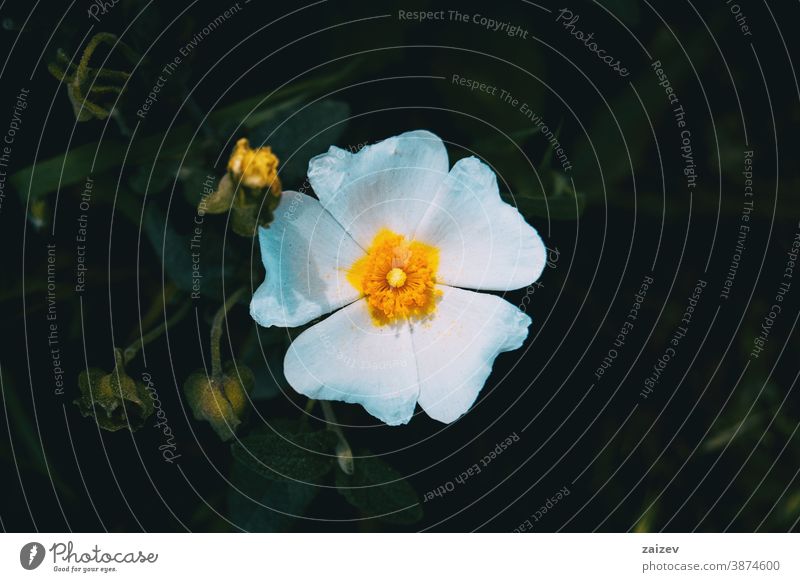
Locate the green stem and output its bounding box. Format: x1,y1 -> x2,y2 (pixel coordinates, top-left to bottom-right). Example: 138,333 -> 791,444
123,301 -> 190,365
210,287 -> 246,379
127,284 -> 176,345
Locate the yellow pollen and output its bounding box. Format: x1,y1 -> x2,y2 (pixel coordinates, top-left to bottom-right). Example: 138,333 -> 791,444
386,268 -> 407,288
347,229 -> 440,326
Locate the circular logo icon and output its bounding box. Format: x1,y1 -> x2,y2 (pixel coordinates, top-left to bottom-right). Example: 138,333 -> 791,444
20,542 -> 46,570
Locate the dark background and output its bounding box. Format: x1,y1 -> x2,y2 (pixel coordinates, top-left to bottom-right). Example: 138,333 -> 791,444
0,0 -> 799,532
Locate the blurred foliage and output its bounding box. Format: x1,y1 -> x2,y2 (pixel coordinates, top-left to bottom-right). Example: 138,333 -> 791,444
11,64 -> 361,201
2,0 -> 798,535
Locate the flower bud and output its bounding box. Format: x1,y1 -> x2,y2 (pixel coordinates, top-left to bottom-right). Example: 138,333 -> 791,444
200,173 -> 236,215
227,138 -> 282,195
230,200 -> 260,238
28,198 -> 50,231
183,361 -> 255,441
335,441 -> 354,475
201,139 -> 284,235
74,348 -> 154,431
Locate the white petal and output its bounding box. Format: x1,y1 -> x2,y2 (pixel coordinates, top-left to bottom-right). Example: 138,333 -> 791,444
307,130 -> 449,246
250,191 -> 363,328
414,156 -> 546,291
412,285 -> 531,423
283,299 -> 419,426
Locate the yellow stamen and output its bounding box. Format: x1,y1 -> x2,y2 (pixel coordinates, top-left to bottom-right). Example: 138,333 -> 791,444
347,229 -> 440,326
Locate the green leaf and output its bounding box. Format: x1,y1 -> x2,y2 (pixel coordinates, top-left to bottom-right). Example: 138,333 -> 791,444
129,158 -> 182,195
336,452 -> 423,525
249,99 -> 350,187
142,203 -> 235,299
228,455 -> 318,532
231,422 -> 337,483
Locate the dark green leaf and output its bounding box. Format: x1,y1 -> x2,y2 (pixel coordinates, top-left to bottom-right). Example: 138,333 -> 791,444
142,203 -> 235,299
336,452 -> 422,525
129,158 -> 182,195
231,423 -> 337,483
228,455 -> 318,532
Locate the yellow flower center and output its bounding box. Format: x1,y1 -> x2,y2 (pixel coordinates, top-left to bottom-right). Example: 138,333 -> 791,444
347,229 -> 440,326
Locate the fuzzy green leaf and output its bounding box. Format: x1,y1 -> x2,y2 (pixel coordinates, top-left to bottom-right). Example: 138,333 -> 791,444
231,423 -> 337,483
336,452 -> 422,525
228,454 -> 318,532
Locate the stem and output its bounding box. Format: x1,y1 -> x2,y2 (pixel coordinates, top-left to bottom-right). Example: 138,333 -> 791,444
129,283 -> 176,345
123,301 -> 190,365
210,287 -> 246,379
321,401 -> 354,475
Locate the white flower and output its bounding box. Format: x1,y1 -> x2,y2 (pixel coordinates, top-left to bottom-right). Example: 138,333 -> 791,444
250,130 -> 546,425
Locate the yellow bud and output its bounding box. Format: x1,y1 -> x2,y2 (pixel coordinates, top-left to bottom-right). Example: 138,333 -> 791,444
183,361 -> 254,441
227,138 -> 282,195
222,361 -> 255,418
